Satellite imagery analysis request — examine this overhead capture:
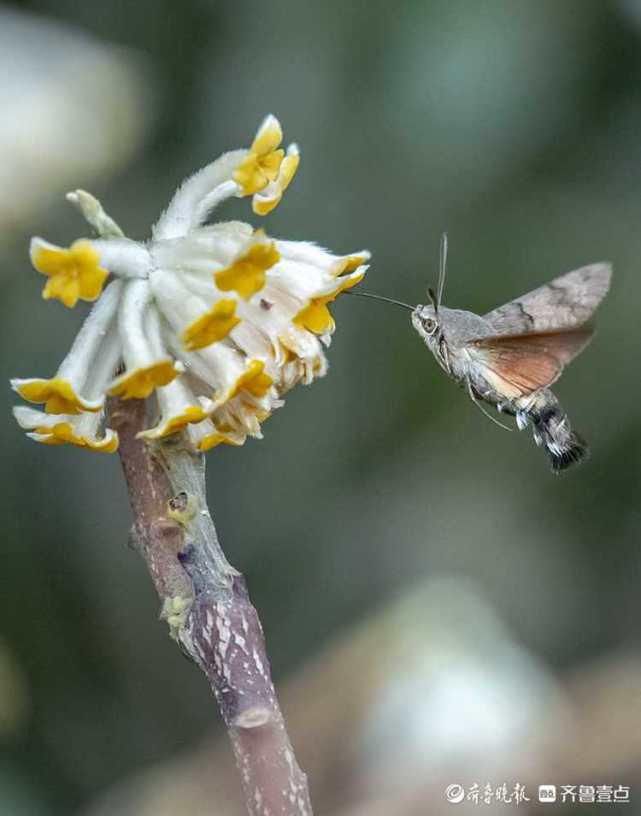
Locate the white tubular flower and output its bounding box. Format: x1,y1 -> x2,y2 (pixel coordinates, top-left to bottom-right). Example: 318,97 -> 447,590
11,115 -> 370,453
12,319 -> 122,452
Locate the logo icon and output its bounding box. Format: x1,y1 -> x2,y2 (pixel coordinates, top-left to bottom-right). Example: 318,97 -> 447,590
539,785 -> 557,803
445,784 -> 466,804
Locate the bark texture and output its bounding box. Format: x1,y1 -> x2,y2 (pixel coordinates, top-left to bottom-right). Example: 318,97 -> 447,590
109,397 -> 313,816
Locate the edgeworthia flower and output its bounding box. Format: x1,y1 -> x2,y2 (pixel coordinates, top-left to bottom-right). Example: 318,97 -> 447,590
11,115 -> 369,453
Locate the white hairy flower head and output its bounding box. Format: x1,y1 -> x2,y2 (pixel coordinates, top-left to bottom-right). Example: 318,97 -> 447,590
12,116 -> 369,453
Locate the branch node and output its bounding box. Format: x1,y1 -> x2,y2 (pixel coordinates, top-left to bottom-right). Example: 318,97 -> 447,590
167,490 -> 199,526
160,594 -> 194,639
233,706 -> 273,729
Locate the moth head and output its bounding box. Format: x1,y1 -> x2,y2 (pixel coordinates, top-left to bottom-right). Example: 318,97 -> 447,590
411,304 -> 440,343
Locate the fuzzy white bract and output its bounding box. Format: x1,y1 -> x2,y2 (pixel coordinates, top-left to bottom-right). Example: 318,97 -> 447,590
11,115 -> 369,453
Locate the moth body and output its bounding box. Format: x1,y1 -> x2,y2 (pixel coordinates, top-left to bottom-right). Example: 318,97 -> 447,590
520,391 -> 587,471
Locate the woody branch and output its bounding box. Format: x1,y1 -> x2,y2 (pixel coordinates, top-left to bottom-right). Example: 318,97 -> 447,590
109,396 -> 312,816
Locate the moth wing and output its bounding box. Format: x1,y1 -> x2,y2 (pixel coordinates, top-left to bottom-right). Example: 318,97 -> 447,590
467,327 -> 593,398
484,263 -> 611,335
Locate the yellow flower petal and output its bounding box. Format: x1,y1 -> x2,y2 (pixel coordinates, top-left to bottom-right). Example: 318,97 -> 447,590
252,191 -> 281,217
108,360 -> 178,399
233,116 -> 285,196
198,432 -> 245,451
227,359 -> 273,400
32,239 -> 108,308
138,405 -> 209,440
32,422 -> 118,452
251,115 -> 283,156
294,271 -> 365,335
214,242 -> 279,300
334,251 -> 370,276
12,377 -> 101,414
43,274 -> 82,309
294,301 -> 335,334
338,270 -> 365,292
279,150 -> 300,192
252,149 -> 300,216
182,299 -> 241,351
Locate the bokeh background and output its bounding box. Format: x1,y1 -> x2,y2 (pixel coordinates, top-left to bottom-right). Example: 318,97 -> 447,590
2,1 -> 641,814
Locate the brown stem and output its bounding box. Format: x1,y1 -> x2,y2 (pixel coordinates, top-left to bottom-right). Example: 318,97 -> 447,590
109,397 -> 313,816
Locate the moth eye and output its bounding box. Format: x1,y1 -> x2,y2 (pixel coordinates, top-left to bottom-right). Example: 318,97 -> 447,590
423,318 -> 437,334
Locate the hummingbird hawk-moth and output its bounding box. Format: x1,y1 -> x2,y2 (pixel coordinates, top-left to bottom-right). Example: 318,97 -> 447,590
352,237 -> 611,472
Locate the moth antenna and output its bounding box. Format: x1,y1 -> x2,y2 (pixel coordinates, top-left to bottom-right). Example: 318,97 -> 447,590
427,287 -> 439,314
344,290 -> 414,311
437,231 -> 448,308
466,378 -> 513,432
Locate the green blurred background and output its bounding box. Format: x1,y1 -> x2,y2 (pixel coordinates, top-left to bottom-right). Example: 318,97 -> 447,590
2,1 -> 641,814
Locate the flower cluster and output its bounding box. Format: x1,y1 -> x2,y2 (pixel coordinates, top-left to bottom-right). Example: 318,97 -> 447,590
12,115 -> 369,453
